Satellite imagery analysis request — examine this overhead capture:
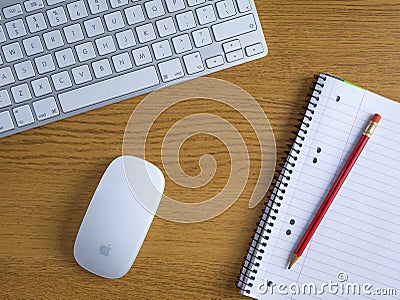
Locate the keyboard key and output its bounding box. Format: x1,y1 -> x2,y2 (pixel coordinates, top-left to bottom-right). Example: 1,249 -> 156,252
59,66 -> 159,113
52,71 -> 72,91
95,36 -> 116,55
216,0 -> 236,19
0,67 -> 15,86
223,40 -> 241,53
192,28 -> 212,48
104,11 -> 125,31
47,0 -> 65,5
187,0 -> 206,6
124,6 -> 145,25
11,84 -> 32,103
92,59 -> 112,78
145,0 -> 165,19
176,11 -> 196,31
110,0 -> 128,8
245,43 -> 264,56
0,111 -> 15,133
75,42 -> 96,62
156,17 -> 177,38
5,19 -> 27,39
132,46 -> 152,66
0,90 -> 11,108
112,53 -> 133,72
71,65 -> 92,84
84,17 -> 105,37
2,43 -> 24,62
33,97 -> 60,121
3,4 -> 23,19
55,48 -> 76,68
152,40 -> 173,60
87,0 -> 108,14
43,30 -> 64,50
136,23 -> 156,43
226,49 -> 244,62
196,5 -> 216,25
158,58 -> 184,82
172,34 -> 192,54
183,52 -> 204,75
116,29 -> 136,49
64,24 -> 84,44
23,36 -> 44,55
47,7 -> 68,27
67,1 -> 88,21
14,60 -> 35,80
26,13 -> 48,33
35,54 -> 55,74
212,14 -> 257,42
24,0 -> 45,13
236,0 -> 251,12
31,77 -> 52,97
0,26 -> 6,43
165,0 -> 185,13
13,105 -> 34,127
206,55 -> 224,68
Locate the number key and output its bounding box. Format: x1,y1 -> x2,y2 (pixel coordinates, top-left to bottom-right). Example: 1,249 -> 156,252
110,0 -> 128,8
5,19 -> 27,39
26,13 -> 48,33
87,0 -> 108,14
46,7 -> 68,27
67,1 -> 88,21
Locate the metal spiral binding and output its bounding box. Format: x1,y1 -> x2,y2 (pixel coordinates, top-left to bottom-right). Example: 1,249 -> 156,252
236,74 -> 327,295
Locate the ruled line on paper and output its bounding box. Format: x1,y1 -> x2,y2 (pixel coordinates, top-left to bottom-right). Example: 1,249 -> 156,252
299,143 -> 400,177
293,89 -> 367,285
253,76 -> 400,299
292,168 -> 400,214
257,247 -> 399,289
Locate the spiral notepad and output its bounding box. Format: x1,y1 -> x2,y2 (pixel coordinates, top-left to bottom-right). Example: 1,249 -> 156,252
237,74 -> 400,299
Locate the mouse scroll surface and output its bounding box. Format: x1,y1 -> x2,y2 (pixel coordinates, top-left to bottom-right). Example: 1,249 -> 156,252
74,156 -> 165,279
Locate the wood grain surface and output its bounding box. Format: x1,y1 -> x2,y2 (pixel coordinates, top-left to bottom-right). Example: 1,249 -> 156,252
1,1 -> 400,299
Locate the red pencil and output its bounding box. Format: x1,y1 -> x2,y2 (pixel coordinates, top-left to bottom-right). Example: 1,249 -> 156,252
288,113 -> 382,269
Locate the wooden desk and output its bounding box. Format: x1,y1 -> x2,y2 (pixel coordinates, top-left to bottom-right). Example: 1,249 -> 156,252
1,1 -> 399,299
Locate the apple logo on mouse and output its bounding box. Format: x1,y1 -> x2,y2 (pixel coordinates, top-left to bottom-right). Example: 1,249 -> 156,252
99,244 -> 111,256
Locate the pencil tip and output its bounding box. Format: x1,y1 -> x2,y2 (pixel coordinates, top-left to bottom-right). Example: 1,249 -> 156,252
288,254 -> 300,270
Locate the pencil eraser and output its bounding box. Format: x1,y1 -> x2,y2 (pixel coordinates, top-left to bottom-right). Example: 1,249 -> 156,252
372,114 -> 382,123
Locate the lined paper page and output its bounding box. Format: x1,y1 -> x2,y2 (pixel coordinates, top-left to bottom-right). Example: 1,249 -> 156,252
250,75 -> 400,299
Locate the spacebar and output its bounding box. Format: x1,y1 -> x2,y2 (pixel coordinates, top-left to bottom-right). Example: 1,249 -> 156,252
59,66 -> 160,113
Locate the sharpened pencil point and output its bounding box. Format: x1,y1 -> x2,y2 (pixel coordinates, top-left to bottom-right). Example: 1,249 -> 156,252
288,254 -> 300,270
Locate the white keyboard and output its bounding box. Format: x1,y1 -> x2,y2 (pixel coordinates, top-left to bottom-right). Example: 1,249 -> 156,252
0,0 -> 267,139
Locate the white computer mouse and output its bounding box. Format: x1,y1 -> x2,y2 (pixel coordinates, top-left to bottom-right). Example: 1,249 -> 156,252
73,156 -> 165,279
